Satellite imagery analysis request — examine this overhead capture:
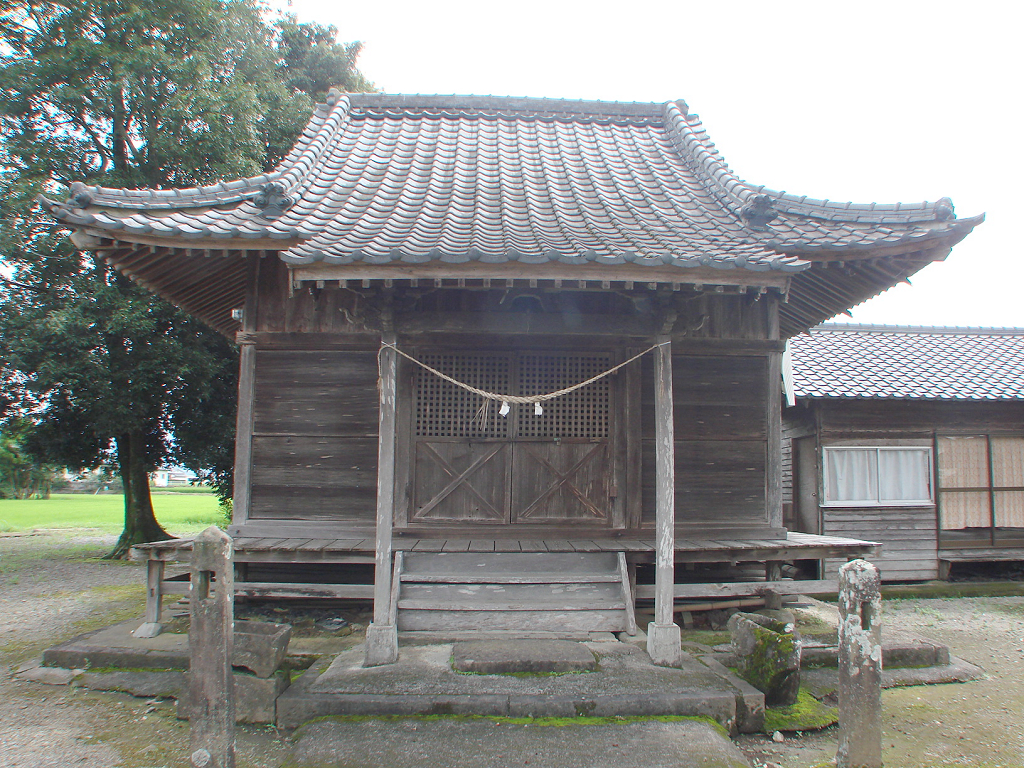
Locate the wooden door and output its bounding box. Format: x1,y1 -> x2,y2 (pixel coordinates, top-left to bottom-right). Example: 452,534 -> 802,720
510,352 -> 613,524
410,352 -> 513,523
408,350 -> 619,526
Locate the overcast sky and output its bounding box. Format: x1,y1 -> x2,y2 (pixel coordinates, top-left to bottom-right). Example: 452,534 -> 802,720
283,0 -> 1022,328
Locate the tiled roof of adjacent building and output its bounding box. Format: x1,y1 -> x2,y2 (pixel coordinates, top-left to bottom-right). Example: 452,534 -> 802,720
41,91 -> 978,273
790,324 -> 1024,401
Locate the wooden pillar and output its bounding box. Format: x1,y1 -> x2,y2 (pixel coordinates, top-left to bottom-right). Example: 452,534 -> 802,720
766,350 -> 783,530
647,335 -> 682,666
188,527 -> 235,768
132,558 -> 166,638
364,309 -> 399,666
230,343 -> 256,528
230,255 -> 260,531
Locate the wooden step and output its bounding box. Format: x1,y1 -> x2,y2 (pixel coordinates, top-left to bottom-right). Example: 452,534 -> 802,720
398,599 -> 628,611
393,550 -> 635,635
400,572 -> 620,584
398,609 -> 628,632
399,580 -> 624,602
402,551 -> 618,574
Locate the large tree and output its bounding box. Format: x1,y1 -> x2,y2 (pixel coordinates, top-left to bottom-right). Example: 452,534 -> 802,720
0,0 -> 372,556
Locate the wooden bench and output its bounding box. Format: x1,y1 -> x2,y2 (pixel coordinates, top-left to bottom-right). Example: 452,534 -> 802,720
130,536 -> 376,634
937,548 -> 1024,579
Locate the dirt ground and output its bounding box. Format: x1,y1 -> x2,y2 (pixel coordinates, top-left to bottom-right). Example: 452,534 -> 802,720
3,530 -> 1024,768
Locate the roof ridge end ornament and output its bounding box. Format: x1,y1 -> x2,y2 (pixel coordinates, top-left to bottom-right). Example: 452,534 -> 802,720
253,181 -> 294,219
741,194 -> 779,231
934,197 -> 955,221
67,181 -> 94,209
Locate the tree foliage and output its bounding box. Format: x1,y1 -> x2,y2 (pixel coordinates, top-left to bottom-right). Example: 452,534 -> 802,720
0,419 -> 57,499
0,0 -> 372,555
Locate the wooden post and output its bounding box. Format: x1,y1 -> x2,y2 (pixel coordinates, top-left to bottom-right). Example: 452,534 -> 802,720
647,335 -> 682,666
837,559 -> 882,768
364,309 -> 400,666
766,350 -> 783,530
764,560 -> 783,610
188,526 -> 235,768
132,559 -> 165,638
230,255 -> 260,531
231,343 -> 256,529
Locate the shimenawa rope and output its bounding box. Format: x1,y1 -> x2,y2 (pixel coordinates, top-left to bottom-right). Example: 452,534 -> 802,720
379,341 -> 667,413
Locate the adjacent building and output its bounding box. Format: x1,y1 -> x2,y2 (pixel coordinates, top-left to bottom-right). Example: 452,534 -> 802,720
786,324 -> 1024,581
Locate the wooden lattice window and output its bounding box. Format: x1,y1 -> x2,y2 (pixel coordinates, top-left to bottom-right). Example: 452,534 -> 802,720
413,351 -> 611,440
517,353 -> 611,439
414,353 -> 511,439
408,349 -> 621,526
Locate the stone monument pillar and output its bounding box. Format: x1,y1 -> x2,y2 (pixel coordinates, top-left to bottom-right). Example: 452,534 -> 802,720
837,558 -> 882,768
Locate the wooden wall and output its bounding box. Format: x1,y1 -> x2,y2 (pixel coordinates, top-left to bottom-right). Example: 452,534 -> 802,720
821,506 -> 937,581
248,349 -> 379,524
642,354 -> 773,535
237,257 -> 782,536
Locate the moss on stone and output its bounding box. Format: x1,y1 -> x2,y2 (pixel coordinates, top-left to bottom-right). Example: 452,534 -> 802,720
740,624 -> 796,693
763,689 -> 838,733
679,630 -> 731,647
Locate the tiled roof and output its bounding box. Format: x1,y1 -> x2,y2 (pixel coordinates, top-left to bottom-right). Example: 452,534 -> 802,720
40,92 -> 978,274
789,324 -> 1024,401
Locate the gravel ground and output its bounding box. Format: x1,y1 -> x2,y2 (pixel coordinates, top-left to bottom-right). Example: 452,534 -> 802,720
737,595 -> 1024,768
3,530 -> 1024,768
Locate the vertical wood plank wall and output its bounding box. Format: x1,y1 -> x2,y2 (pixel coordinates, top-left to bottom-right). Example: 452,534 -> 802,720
240,262 -> 785,537
641,354 -> 771,533
248,349 -> 380,523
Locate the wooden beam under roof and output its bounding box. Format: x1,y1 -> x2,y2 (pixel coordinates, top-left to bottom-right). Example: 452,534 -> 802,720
290,262 -> 793,291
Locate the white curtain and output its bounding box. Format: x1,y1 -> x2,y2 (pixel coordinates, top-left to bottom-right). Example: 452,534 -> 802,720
826,449 -> 877,502
878,449 -> 931,502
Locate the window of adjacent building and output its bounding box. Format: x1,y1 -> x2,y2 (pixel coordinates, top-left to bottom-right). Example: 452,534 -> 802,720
823,447 -> 932,505
937,435 -> 1024,530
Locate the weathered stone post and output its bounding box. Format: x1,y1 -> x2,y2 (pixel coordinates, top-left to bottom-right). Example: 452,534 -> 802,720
837,558 -> 882,768
188,526 -> 235,768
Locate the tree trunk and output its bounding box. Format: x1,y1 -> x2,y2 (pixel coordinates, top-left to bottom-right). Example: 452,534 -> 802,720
105,431 -> 172,559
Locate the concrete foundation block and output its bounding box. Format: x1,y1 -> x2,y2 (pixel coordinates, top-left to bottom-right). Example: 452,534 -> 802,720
131,622 -> 163,639
178,670 -> 290,724
363,623 -> 399,666
646,622 -> 683,667
233,620 -> 292,678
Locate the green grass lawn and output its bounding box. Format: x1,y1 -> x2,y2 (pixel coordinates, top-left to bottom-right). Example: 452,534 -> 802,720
0,491 -> 226,534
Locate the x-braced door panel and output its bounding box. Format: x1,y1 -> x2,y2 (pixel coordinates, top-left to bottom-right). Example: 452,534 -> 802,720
510,352 -> 613,524
412,440 -> 511,522
511,441 -> 610,522
409,350 -> 618,526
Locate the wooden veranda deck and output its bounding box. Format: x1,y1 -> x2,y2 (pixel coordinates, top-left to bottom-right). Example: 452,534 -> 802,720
134,531 -> 871,562
131,531 -> 875,629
